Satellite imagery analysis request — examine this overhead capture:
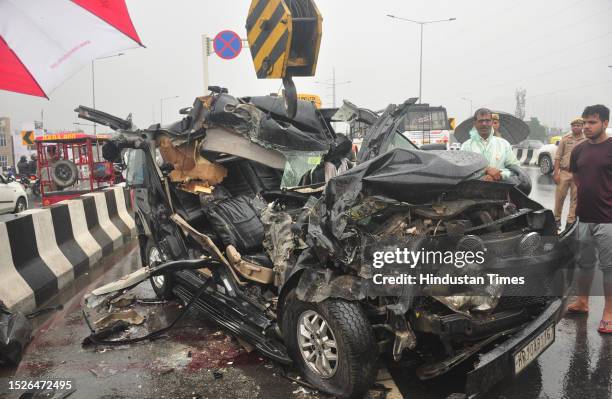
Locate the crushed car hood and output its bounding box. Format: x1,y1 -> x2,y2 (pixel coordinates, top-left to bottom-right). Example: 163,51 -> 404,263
327,147 -> 487,206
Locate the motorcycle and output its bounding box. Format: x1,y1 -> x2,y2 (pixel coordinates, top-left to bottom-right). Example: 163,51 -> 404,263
29,175 -> 40,197
18,175 -> 41,197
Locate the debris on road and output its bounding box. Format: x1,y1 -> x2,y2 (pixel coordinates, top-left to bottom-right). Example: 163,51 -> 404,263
110,293 -> 136,308
94,309 -> 145,330
0,301 -> 32,366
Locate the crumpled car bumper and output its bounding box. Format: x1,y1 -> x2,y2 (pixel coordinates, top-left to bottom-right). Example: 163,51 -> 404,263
464,297 -> 566,398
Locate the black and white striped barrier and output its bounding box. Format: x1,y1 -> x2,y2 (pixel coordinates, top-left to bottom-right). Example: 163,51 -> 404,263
513,147 -> 547,167
0,187 -> 135,313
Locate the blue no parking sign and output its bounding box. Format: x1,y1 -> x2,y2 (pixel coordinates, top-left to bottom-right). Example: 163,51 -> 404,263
213,30 -> 242,60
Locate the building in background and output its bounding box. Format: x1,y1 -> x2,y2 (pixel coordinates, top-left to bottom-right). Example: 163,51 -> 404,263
0,117 -> 15,170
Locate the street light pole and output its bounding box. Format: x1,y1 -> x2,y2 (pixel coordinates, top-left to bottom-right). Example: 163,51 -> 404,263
387,15 -> 456,104
332,68 -> 336,108
160,96 -> 180,125
91,53 -> 124,134
419,24 -> 423,104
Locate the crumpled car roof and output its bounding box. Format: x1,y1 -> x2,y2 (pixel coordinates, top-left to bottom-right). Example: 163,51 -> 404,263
207,94 -> 335,153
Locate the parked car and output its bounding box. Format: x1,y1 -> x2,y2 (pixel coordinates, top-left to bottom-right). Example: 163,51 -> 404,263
82,93 -> 577,399
0,172 -> 28,214
513,139 -> 544,150
538,128 -> 612,175
536,142 -> 558,175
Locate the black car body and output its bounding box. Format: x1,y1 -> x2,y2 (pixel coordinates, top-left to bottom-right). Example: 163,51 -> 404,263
79,93 -> 578,399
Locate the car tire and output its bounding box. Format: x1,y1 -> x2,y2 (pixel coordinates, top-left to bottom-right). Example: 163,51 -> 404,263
282,290 -> 378,399
144,240 -> 174,300
539,155 -> 553,175
51,160 -> 79,188
13,197 -> 27,213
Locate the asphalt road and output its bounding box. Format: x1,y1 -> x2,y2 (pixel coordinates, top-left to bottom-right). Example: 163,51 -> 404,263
1,167 -> 610,399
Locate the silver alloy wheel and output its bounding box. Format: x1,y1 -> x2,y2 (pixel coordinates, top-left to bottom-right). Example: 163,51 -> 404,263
15,198 -> 26,213
149,246 -> 165,288
297,310 -> 339,378
540,156 -> 551,174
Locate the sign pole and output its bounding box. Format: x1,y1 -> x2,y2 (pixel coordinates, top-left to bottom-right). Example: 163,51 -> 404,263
202,34 -> 211,94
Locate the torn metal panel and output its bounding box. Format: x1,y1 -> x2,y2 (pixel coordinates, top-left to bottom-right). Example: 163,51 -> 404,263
207,94 -> 332,153
357,98 -> 419,163
295,269 -> 366,303
200,127 -> 286,170
226,245 -> 275,285
330,100 -> 379,125
260,205 -> 297,286
157,135 -> 228,184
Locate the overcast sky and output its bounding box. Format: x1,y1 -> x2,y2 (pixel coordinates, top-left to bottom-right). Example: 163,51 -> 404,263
1,0 -> 611,134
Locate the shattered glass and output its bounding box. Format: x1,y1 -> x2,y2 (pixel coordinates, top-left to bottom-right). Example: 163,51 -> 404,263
280,151 -> 324,188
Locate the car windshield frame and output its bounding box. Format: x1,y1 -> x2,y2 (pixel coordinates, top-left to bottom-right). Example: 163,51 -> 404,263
394,131 -> 420,150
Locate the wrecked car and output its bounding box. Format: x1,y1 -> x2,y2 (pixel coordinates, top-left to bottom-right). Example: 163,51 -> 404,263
77,91 -> 577,399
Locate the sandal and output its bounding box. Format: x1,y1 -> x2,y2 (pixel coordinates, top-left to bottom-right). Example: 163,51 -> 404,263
566,303 -> 589,314
598,320 -> 612,334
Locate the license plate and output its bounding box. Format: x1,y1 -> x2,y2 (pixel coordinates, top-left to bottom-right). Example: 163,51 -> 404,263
513,324 -> 555,375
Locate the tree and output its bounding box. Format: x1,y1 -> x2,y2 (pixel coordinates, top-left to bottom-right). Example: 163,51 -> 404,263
526,117 -> 547,142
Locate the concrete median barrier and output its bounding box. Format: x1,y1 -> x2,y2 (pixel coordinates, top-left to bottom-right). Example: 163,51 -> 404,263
0,186 -> 135,313
513,147 -> 539,166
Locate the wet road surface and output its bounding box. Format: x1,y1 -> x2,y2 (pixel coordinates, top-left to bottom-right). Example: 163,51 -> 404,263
2,242 -> 329,399
1,167 -> 610,399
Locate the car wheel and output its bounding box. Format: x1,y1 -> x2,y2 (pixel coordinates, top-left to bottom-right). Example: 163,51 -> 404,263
145,240 -> 174,300
13,197 -> 27,213
539,155 -> 553,175
282,291 -> 378,399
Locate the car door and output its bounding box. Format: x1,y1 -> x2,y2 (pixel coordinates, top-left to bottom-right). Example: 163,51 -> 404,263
0,174 -> 14,213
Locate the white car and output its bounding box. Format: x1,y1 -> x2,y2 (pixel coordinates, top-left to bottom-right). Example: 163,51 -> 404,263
536,128 -> 612,175
535,143 -> 558,175
0,173 -> 28,214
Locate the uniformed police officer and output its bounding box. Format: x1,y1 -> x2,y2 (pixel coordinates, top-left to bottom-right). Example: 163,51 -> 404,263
553,117 -> 586,228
